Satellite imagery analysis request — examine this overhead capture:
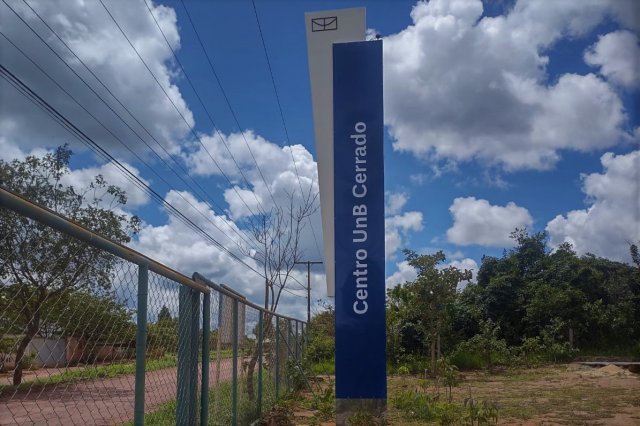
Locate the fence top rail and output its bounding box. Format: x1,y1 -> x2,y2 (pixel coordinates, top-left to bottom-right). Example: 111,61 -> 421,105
193,272 -> 306,324
0,186 -> 209,294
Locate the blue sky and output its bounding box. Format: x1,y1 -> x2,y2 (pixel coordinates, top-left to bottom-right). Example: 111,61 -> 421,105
0,0 -> 638,317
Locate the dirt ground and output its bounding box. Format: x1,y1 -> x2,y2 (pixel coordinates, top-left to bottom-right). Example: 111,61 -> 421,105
0,358 -> 234,425
291,364 -> 640,425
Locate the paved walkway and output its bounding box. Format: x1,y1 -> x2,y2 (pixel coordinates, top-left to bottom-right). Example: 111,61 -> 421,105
0,359 -> 234,425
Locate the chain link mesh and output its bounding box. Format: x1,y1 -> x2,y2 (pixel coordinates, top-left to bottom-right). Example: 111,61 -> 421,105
1,222 -> 139,424
0,210 -> 307,425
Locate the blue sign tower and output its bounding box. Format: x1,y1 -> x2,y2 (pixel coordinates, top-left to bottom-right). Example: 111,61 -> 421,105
333,40 -> 386,416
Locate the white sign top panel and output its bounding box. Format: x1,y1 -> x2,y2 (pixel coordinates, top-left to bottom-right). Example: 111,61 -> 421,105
305,7 -> 366,297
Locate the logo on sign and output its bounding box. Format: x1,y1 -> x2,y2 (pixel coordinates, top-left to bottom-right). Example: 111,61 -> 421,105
311,16 -> 338,32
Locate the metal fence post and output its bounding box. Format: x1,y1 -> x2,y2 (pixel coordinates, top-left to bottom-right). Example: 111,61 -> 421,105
286,320 -> 291,392
275,316 -> 280,399
256,311 -> 264,418
232,299 -> 239,426
299,322 -> 303,359
134,263 -> 148,426
295,321 -> 299,362
177,286 -> 200,423
201,292 -> 211,426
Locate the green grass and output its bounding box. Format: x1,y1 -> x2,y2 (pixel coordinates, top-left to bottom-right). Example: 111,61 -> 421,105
140,376 -> 262,426
1,349 -> 236,392
0,354 -> 178,392
210,348 -> 234,360
309,358 -> 334,375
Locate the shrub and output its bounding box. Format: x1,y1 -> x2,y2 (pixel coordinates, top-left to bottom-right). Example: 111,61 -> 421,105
631,341 -> 640,361
394,353 -> 429,374
391,390 -> 435,420
517,336 -> 544,368
259,400 -> 295,426
437,358 -> 460,402
434,402 -> 460,425
396,365 -> 410,376
310,387 -> 335,421
464,396 -> 499,425
287,360 -> 308,393
306,334 -> 335,363
392,389 -> 478,424
538,320 -> 577,363
450,350 -> 483,370
453,321 -> 514,371
310,358 -> 334,375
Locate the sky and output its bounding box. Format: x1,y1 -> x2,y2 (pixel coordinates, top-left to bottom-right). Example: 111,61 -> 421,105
0,0 -> 638,320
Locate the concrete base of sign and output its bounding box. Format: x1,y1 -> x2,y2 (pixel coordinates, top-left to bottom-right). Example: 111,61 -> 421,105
336,398 -> 387,425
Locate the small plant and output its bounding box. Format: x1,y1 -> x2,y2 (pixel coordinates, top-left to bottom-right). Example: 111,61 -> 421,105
309,387 -> 335,421
287,360 -> 308,393
22,352 -> 38,370
438,358 -> 460,402
433,402 -> 460,425
259,401 -> 295,426
391,389 -> 435,420
397,365 -> 410,375
464,389 -> 499,425
517,336 -> 544,368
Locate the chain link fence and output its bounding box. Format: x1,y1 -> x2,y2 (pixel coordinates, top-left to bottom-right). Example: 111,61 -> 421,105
0,187 -> 306,425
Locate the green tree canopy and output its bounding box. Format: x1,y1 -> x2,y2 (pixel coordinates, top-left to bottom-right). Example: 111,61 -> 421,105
387,249 -> 472,375
0,146 -> 139,384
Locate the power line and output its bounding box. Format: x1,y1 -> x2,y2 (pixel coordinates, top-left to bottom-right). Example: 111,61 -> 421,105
0,62 -> 264,278
8,0 -> 259,253
295,260 -> 322,324
96,0 -> 262,220
0,46 -> 263,277
250,0 -> 324,262
179,0 -> 278,210
141,0 -> 269,217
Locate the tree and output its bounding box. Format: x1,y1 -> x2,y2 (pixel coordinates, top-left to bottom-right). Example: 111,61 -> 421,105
157,305 -> 172,322
630,243 -> 640,269
392,249 -> 472,376
0,146 -> 139,385
39,290 -> 136,344
243,189 -> 318,398
306,306 -> 335,364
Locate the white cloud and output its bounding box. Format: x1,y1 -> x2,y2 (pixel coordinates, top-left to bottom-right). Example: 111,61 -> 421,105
385,256 -> 477,289
383,0 -> 632,171
447,197 -> 533,246
585,30 -> 640,88
61,161 -> 150,207
410,173 -> 428,186
385,260 -> 418,288
183,129 -> 323,265
0,135 -> 49,162
130,189 -> 317,320
546,150 -> 640,262
0,0 -> 193,158
132,190 -> 261,294
385,192 -> 408,215
385,211 -> 424,259
383,193 -> 424,260
445,258 -> 478,287
185,130 -> 318,220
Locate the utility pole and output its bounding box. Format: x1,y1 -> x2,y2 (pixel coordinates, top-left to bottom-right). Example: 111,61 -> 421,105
294,260 -> 323,324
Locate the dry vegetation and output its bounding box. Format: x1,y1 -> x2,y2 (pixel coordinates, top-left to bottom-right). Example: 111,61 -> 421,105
280,364 -> 640,425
